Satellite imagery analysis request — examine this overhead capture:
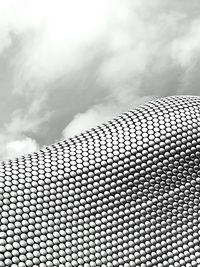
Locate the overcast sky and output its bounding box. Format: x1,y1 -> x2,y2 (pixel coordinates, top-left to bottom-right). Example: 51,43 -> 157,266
0,0 -> 200,160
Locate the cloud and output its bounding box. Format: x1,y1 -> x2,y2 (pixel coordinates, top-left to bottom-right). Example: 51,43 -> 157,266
5,137 -> 39,159
0,135 -> 39,160
0,1 -> 200,159
62,103 -> 117,138
62,1 -> 200,138
171,18 -> 200,68
62,95 -> 152,138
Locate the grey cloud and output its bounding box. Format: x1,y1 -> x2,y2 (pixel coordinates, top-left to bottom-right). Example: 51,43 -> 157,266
63,1 -> 200,138
0,1 -> 200,159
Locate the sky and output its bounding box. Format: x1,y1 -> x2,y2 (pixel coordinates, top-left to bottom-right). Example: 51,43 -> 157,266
0,0 -> 200,160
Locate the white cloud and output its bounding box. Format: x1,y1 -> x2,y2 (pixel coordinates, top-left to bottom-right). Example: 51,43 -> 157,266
0,135 -> 39,161
12,0 -> 109,92
62,104 -> 116,138
5,137 -> 39,159
62,95 -> 152,139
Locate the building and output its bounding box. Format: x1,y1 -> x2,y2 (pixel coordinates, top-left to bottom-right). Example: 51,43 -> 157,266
0,95 -> 199,266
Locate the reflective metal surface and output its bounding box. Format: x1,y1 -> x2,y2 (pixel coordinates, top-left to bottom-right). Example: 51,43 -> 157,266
0,95 -> 200,266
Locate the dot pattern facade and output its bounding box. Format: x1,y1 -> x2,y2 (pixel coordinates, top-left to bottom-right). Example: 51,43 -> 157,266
0,95 -> 200,267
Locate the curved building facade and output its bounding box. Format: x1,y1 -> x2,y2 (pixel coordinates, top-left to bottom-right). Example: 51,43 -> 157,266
0,95 -> 200,267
